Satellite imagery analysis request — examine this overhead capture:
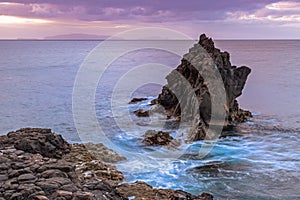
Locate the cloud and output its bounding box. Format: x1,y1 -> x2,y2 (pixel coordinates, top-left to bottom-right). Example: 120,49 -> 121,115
0,0 -> 281,23
226,1 -> 300,25
266,1 -> 300,11
1,0 -> 300,39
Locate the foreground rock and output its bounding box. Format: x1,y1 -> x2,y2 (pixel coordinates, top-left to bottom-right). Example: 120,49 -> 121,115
0,128 -> 213,200
2,128 -> 71,158
157,34 -> 252,141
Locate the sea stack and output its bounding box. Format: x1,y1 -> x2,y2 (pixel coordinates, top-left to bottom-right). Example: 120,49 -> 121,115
157,34 -> 252,141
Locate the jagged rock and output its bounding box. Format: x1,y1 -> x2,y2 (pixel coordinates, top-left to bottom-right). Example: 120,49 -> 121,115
134,109 -> 150,117
116,181 -> 213,200
83,181 -> 126,200
84,143 -> 126,163
18,173 -> 37,183
157,34 -> 251,141
4,128 -> 71,158
55,190 -> 73,199
149,98 -> 159,105
142,130 -> 173,146
33,196 -> 49,200
129,97 -> 148,104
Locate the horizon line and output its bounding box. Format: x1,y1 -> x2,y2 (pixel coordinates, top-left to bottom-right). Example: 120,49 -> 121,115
1,38 -> 300,41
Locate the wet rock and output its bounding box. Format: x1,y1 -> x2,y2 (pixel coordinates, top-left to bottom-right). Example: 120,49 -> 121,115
134,109 -> 150,117
199,192 -> 214,200
84,143 -> 126,163
229,107 -> 253,123
149,98 -> 159,105
142,130 -> 173,146
116,181 -> 210,200
129,97 -> 147,104
157,34 -> 252,141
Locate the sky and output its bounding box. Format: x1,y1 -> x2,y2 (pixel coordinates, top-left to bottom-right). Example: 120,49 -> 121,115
0,0 -> 300,39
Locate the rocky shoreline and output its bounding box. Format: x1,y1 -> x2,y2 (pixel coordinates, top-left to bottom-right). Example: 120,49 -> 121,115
0,128 -> 213,200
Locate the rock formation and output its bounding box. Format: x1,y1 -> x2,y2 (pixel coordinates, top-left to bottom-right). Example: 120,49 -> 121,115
129,98 -> 148,104
157,34 -> 252,141
0,128 -> 213,200
142,130 -> 173,146
133,109 -> 150,117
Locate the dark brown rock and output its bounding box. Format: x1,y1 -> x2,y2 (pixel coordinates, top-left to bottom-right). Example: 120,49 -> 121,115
116,181 -> 211,200
9,192 -> 23,200
72,191 -> 94,200
129,97 -> 148,104
59,184 -> 79,192
134,109 -> 150,117
17,173 -> 37,183
55,190 -> 73,200
37,161 -> 74,173
4,128 -> 71,158
142,130 -> 173,146
157,34 -> 252,141
32,196 -> 49,200
83,181 -> 126,200
40,169 -> 68,179
0,175 -> 8,182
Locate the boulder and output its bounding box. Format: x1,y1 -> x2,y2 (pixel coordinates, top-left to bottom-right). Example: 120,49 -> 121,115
134,109 -> 150,117
142,130 -> 173,146
129,97 -> 148,104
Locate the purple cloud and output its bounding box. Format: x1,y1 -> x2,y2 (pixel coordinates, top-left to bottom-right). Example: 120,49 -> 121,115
1,0 -> 281,22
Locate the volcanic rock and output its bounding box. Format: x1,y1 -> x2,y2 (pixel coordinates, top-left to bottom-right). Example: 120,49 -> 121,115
157,34 -> 252,141
142,130 -> 173,146
0,128 -> 214,200
134,109 -> 150,117
129,97 -> 148,104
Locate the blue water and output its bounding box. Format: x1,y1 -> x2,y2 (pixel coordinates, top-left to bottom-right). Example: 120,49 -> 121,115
0,40 -> 299,199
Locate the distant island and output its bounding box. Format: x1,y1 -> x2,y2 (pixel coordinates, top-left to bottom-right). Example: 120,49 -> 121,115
44,33 -> 109,40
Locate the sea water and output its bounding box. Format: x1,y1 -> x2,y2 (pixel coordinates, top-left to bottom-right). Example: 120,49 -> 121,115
0,40 -> 299,199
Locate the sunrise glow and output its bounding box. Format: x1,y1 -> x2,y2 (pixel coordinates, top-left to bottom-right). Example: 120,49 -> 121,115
0,0 -> 299,39
0,15 -> 52,24
266,1 -> 300,11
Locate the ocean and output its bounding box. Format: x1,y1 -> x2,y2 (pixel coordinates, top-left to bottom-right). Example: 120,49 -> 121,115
0,40 -> 299,199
